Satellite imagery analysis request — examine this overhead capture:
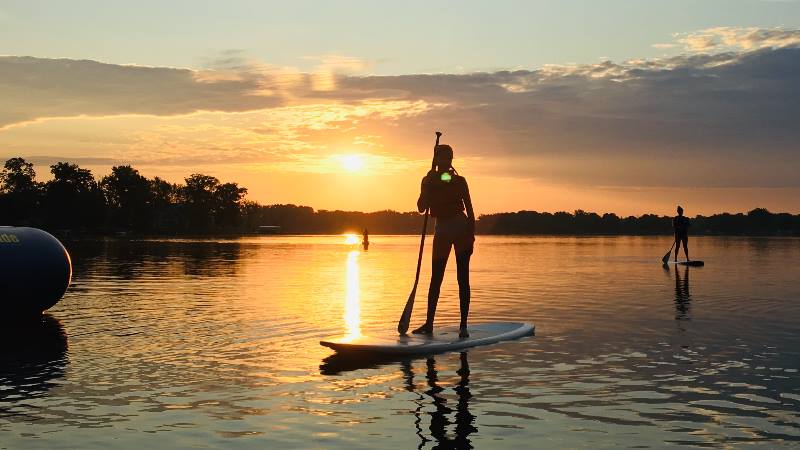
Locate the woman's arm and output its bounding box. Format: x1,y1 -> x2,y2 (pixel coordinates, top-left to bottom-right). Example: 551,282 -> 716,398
417,175 -> 431,213
462,178 -> 475,233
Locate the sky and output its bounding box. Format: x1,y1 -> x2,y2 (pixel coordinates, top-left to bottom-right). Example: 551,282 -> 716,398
1,0 -> 799,215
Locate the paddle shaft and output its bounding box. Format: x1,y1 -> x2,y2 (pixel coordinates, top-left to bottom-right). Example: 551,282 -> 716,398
662,240 -> 676,263
398,131 -> 441,334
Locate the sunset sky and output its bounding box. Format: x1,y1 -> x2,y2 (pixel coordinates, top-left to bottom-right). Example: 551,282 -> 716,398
1,0 -> 799,215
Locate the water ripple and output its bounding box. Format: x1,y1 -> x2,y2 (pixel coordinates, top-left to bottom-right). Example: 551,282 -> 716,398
1,236 -> 798,448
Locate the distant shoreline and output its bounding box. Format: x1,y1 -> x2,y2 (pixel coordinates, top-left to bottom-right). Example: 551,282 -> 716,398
52,231 -> 800,239
3,158 -> 799,237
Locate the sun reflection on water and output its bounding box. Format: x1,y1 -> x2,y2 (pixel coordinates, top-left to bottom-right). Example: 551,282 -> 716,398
343,233 -> 359,245
343,250 -> 361,341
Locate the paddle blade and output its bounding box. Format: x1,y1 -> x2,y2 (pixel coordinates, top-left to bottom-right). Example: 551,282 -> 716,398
397,287 -> 416,335
661,249 -> 672,264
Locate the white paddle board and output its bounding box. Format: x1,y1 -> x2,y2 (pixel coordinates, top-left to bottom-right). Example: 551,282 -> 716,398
320,322 -> 534,355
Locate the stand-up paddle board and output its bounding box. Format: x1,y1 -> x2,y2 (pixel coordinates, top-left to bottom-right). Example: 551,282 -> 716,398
665,260 -> 704,266
320,322 -> 534,355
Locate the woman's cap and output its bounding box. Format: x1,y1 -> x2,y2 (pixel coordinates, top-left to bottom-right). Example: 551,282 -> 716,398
434,144 -> 453,159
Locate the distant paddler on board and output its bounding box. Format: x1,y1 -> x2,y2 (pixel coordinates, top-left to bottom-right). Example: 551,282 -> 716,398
662,205 -> 704,266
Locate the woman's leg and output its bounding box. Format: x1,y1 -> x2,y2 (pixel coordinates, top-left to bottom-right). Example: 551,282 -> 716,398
674,235 -> 681,262
412,235 -> 451,334
455,250 -> 471,337
682,236 -> 689,260
425,257 -> 448,324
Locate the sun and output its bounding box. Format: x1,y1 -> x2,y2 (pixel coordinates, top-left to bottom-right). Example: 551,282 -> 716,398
340,154 -> 365,172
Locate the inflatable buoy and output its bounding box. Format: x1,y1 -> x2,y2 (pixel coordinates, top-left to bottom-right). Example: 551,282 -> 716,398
0,227 -> 72,316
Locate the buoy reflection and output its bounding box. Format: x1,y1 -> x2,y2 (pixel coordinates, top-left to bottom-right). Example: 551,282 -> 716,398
343,250 -> 361,341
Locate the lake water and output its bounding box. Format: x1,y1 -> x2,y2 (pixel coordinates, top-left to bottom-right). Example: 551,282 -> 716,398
1,236 -> 799,449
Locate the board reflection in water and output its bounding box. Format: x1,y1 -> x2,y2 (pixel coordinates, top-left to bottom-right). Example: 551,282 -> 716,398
321,352 -> 477,449
674,265 -> 692,322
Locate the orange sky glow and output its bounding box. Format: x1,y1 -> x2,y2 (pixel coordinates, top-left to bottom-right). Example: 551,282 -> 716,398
2,25 -> 800,216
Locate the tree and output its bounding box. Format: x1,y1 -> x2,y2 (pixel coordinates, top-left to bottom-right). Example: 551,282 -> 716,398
150,177 -> 180,209
44,162 -> 105,229
101,165 -> 153,230
180,173 -> 220,230
214,182 -> 248,228
1,157 -> 37,193
181,174 -> 219,205
0,157 -> 42,225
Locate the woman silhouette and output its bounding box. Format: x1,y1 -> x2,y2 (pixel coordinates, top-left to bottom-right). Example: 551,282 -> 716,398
412,144 -> 475,338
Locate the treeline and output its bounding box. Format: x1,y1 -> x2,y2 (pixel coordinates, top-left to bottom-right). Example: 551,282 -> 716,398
2,157 -> 799,236
0,157 -> 427,235
476,209 -> 800,236
243,205 -> 429,234
0,158 -> 247,234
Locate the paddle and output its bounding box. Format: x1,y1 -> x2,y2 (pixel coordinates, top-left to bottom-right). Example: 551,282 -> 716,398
398,131 -> 442,335
662,241 -> 675,265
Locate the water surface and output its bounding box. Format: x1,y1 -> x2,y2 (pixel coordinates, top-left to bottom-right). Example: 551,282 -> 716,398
1,236 -> 799,448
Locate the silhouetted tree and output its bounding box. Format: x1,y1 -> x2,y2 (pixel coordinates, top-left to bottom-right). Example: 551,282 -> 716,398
101,165 -> 153,231
44,162 -> 105,229
214,182 -> 247,228
150,177 -> 180,209
0,157 -> 42,225
180,174 -> 220,230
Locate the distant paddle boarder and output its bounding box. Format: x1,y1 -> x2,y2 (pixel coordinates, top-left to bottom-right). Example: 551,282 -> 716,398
362,228 -> 369,251
412,143 -> 475,338
673,205 -> 691,262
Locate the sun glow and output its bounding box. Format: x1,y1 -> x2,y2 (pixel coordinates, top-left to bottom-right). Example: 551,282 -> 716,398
340,154 -> 365,172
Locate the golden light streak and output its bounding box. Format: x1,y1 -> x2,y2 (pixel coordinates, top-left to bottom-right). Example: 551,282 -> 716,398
343,250 -> 361,342
343,233 -> 359,245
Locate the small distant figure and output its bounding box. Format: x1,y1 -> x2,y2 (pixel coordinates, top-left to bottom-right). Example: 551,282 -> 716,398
362,228 -> 369,251
673,205 -> 691,262
412,143 -> 475,338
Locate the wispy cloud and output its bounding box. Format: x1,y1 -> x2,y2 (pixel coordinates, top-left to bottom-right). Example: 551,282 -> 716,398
676,27 -> 800,52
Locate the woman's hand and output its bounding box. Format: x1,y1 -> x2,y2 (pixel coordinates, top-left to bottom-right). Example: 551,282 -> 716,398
422,170 -> 437,188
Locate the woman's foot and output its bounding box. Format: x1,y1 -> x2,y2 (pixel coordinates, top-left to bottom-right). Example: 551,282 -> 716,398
459,326 -> 469,338
412,323 -> 433,335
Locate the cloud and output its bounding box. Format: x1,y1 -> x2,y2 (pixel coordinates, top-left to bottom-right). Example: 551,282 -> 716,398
23,155 -> 120,168
676,27 -> 800,52
1,28 -> 799,190
0,56 -> 293,129
325,44 -> 800,188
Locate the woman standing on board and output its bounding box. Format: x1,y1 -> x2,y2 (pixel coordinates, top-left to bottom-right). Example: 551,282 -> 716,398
673,205 -> 691,261
412,144 -> 475,338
